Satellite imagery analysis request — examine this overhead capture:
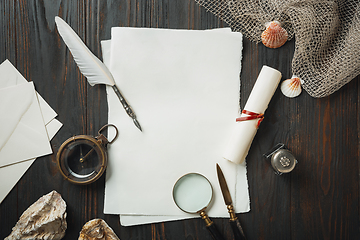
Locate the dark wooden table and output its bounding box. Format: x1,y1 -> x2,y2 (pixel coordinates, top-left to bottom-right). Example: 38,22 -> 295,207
1,1 -> 359,239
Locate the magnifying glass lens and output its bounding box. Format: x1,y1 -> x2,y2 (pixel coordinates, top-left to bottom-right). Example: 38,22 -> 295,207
173,173 -> 212,213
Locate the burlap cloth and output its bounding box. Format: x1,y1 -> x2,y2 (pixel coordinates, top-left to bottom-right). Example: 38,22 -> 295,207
195,0 -> 360,97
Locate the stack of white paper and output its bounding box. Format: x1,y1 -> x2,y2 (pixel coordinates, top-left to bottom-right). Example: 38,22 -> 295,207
0,60 -> 62,204
102,28 -> 250,226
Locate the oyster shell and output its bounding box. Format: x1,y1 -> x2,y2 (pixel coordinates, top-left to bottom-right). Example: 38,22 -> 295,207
261,21 -> 288,48
5,190 -> 67,240
78,219 -> 120,240
281,76 -> 303,98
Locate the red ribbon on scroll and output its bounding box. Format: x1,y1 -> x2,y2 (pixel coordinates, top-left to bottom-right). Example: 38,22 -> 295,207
236,110 -> 264,128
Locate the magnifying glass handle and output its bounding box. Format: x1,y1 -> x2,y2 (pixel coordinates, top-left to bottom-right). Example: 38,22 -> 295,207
200,212 -> 225,240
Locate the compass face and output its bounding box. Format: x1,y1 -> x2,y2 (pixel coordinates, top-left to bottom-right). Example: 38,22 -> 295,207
57,136 -> 107,184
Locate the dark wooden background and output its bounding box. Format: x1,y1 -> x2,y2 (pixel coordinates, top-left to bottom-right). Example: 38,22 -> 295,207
0,0 -> 359,239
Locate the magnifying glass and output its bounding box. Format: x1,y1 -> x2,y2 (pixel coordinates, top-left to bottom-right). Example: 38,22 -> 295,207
173,173 -> 225,240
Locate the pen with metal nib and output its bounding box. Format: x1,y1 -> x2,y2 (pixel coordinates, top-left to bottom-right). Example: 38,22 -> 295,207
55,16 -> 143,132
216,163 -> 246,240
112,85 -> 142,131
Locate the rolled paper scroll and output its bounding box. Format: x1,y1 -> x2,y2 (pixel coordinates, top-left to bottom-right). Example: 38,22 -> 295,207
223,65 -> 282,164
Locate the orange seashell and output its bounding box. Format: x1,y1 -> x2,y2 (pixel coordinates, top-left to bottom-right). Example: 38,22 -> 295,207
261,21 -> 288,49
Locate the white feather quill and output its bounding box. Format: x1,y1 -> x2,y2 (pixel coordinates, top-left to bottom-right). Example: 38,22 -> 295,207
55,16 -> 142,131
55,16 -> 115,86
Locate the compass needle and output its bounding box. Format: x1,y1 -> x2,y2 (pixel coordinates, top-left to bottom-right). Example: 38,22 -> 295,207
79,145 -> 84,163
80,148 -> 95,163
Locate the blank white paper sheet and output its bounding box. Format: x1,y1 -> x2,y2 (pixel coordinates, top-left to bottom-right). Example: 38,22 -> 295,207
102,28 -> 250,225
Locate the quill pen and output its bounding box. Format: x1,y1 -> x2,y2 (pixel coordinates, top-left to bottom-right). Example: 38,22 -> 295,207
54,16 -> 142,131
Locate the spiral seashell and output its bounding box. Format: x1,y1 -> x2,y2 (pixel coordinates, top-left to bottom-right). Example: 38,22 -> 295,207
79,219 -> 120,240
261,21 -> 288,48
281,76 -> 303,98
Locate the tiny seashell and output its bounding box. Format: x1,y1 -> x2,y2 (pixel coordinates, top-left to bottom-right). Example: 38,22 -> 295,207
78,219 -> 120,240
261,21 -> 288,49
281,76 -> 303,98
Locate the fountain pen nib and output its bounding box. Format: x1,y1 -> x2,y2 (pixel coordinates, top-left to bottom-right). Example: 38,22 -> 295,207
133,119 -> 142,132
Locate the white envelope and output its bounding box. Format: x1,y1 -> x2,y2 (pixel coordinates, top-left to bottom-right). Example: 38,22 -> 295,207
0,60 -> 57,129
0,118 -> 62,203
0,59 -> 62,204
0,82 -> 53,167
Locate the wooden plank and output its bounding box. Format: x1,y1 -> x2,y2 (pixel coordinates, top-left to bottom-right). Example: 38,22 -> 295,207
0,0 -> 359,239
290,78 -> 360,240
0,0 -> 18,237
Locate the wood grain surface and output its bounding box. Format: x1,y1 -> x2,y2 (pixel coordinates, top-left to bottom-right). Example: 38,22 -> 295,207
0,1 -> 359,239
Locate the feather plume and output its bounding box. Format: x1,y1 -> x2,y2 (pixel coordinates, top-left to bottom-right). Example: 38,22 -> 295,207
55,16 -> 115,86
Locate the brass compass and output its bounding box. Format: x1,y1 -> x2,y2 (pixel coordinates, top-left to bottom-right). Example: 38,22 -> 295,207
56,124 -> 118,185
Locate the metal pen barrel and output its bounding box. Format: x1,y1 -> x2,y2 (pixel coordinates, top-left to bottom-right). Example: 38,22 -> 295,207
112,85 -> 142,131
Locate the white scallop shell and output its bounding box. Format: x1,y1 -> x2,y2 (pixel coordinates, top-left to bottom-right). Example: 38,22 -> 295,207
281,76 -> 303,98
